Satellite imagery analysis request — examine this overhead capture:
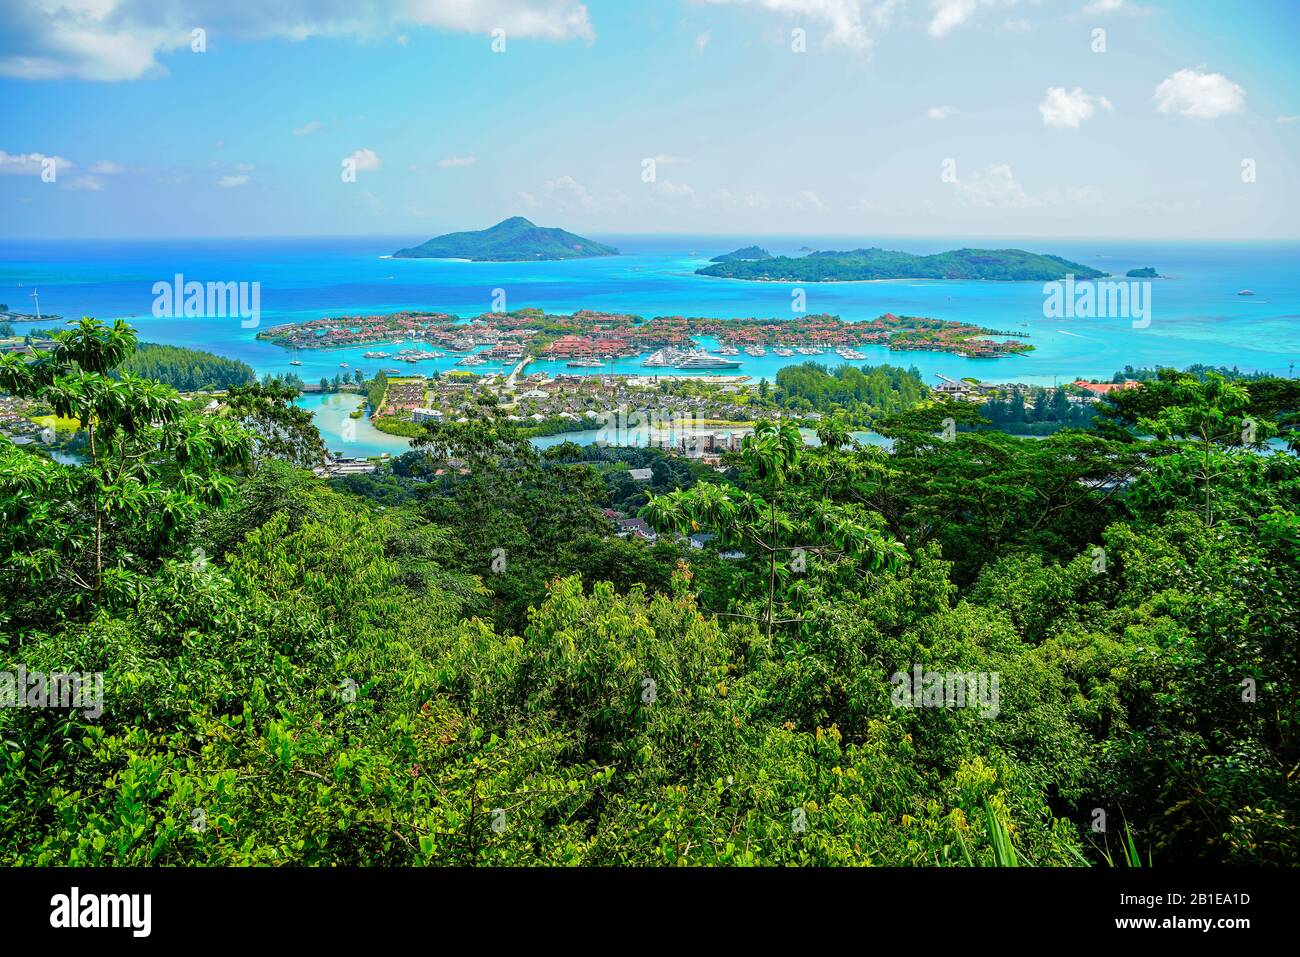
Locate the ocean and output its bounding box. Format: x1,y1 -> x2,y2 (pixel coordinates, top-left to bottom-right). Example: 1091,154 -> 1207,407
4,234 -> 1297,457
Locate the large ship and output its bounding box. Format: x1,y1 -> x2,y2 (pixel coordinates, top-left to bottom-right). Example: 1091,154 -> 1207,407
673,351 -> 742,371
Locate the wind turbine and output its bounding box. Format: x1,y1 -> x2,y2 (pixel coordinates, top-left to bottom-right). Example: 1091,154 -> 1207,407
29,288 -> 41,320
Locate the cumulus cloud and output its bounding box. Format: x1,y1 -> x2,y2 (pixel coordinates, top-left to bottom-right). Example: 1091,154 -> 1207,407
543,174 -> 597,213
437,155 -> 476,168
89,159 -> 128,174
925,105 -> 958,120
1039,87 -> 1113,128
345,148 -> 381,172
1155,68 -> 1246,119
0,149 -> 73,175
794,189 -> 827,211
929,0 -> 1020,38
217,174 -> 249,187
951,163 -> 1102,208
653,179 -> 701,205
699,0 -> 905,54
66,174 -> 105,191
0,0 -> 595,81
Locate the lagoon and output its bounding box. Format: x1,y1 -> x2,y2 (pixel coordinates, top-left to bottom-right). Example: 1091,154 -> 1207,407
6,234 -> 1297,448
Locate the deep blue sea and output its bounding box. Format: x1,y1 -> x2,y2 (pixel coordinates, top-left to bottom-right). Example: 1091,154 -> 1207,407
4,234 -> 1297,456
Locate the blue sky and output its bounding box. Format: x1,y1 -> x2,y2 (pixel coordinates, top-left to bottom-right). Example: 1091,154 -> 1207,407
2,0 -> 1298,239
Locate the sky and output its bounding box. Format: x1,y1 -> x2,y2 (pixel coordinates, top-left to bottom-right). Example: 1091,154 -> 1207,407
2,0 -> 1298,240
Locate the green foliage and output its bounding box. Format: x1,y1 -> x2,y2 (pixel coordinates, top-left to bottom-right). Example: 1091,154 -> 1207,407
112,342 -> 255,392
773,361 -> 925,421
1,318 -> 250,622
2,330 -> 1296,867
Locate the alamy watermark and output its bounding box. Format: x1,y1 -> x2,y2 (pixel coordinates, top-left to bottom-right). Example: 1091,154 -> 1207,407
1043,274 -> 1151,329
890,665 -> 999,719
152,273 -> 260,328
1,666 -> 103,719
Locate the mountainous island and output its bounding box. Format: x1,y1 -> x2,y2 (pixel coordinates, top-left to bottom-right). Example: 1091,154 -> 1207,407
709,245 -> 772,262
1126,266 -> 1160,278
393,216 -> 619,261
696,247 -> 1107,282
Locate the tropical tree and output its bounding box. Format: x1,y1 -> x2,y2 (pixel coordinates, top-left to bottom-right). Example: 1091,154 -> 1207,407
0,317 -> 249,621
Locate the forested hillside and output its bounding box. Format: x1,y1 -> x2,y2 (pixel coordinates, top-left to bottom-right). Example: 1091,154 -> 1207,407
1,320 -> 1297,865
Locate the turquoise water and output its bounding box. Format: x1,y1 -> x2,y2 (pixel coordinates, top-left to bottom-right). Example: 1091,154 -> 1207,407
5,235 -> 1297,455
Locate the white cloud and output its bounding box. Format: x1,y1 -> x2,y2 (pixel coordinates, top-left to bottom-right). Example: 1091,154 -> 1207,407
345,148 -> 382,172
952,163 -> 1102,208
651,154 -> 689,166
925,105 -> 958,120
794,189 -> 827,211
696,29 -> 711,53
437,155 -> 476,168
653,179 -> 701,205
294,120 -> 324,136
217,174 -> 249,187
65,174 -> 104,191
699,0 -> 905,54
89,159 -> 127,174
1039,87 -> 1113,129
1277,115 -> 1300,125
929,0 -> 1020,38
1155,68 -> 1246,119
709,187 -> 772,211
543,174 -> 597,212
1081,0 -> 1149,14
0,1 -> 595,82
0,150 -> 73,175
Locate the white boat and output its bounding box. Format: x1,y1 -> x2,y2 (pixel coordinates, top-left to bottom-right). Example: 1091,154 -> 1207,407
289,360 -> 302,366
674,351 -> 742,371
642,349 -> 673,367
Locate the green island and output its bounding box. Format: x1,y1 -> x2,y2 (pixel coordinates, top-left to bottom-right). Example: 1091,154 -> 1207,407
697,246 -> 1108,282
392,216 -> 619,261
255,307 -> 1034,359
1126,266 -> 1161,278
709,245 -> 773,262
